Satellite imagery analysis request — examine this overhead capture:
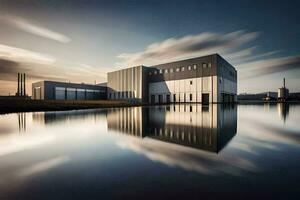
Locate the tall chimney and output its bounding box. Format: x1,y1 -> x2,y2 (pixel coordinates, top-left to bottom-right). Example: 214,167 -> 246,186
20,73 -> 23,96
23,73 -> 26,96
17,73 -> 20,96
283,78 -> 286,88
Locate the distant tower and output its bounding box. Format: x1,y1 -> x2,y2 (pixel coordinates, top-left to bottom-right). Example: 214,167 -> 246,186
15,73 -> 26,97
278,78 -> 289,102
17,73 -> 20,96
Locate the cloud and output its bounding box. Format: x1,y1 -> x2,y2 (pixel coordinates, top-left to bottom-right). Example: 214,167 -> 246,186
117,30 -> 300,79
118,30 -> 259,66
238,55 -> 300,79
0,44 -> 107,95
1,15 -> 71,43
0,44 -> 56,64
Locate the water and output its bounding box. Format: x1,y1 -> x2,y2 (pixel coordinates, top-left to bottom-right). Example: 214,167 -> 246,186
0,104 -> 300,199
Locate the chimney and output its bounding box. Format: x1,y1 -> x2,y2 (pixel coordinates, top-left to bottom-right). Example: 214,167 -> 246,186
17,73 -> 20,96
283,78 -> 286,88
23,73 -> 26,96
20,73 -> 23,96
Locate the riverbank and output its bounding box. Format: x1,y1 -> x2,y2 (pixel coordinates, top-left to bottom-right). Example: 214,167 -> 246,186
0,99 -> 142,114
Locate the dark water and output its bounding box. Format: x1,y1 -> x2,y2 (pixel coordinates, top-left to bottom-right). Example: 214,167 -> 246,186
0,104 -> 300,200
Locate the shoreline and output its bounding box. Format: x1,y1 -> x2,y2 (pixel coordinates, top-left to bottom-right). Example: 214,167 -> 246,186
1,99 -> 299,114
0,99 -> 143,114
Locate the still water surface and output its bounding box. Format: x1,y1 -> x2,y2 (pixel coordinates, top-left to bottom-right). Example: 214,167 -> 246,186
0,104 -> 300,199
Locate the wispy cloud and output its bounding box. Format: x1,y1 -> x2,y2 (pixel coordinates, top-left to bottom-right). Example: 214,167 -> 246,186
118,30 -> 259,66
0,44 -> 107,95
238,55 -> 300,79
117,30 -> 300,79
1,15 -> 71,43
0,44 -> 56,64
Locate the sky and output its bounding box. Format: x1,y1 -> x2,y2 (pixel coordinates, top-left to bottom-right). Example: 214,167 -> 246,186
0,0 -> 300,95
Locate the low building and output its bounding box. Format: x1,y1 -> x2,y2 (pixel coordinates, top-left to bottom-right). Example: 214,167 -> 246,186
32,81 -> 107,100
107,54 -> 237,103
278,78 -> 289,101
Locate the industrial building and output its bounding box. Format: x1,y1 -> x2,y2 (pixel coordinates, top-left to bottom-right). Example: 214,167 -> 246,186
107,54 -> 237,103
278,78 -> 289,102
32,81 -> 106,100
32,54 -> 237,103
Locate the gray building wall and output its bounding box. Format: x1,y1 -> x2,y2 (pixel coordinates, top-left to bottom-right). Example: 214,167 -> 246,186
147,54 -> 237,103
32,81 -> 107,100
107,66 -> 148,103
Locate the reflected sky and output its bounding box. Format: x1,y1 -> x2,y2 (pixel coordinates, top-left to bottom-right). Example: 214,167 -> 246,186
0,104 -> 300,199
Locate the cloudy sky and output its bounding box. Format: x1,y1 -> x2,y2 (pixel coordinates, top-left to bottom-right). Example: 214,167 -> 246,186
0,0 -> 299,95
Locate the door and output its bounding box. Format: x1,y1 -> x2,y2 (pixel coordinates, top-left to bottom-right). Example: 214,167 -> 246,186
166,94 -> 170,103
151,95 -> 155,104
158,95 -> 163,104
202,93 -> 209,104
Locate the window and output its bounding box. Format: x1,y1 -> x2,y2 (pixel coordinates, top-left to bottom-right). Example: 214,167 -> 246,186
154,70 -> 158,74
188,66 -> 192,70
149,72 -> 152,76
208,62 -> 212,68
165,69 -> 168,73
190,81 -> 193,85
181,66 -> 185,71
202,63 -> 207,68
159,69 -> 163,74
170,68 -> 174,73
176,68 -> 180,72
190,94 -> 193,101
193,64 -> 197,69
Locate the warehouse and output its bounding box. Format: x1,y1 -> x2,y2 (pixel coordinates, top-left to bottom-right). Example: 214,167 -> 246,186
107,54 -> 237,103
32,81 -> 107,100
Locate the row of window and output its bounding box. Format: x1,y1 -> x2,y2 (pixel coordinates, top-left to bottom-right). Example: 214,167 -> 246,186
55,87 -> 106,93
109,91 -> 135,99
149,62 -> 212,76
151,93 -> 209,103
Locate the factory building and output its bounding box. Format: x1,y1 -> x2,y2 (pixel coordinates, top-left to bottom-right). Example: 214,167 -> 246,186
278,78 -> 289,102
32,81 -> 106,100
107,54 -> 237,103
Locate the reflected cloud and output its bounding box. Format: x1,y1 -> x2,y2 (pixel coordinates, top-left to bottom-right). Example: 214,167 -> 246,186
18,156 -> 70,177
107,105 -> 259,176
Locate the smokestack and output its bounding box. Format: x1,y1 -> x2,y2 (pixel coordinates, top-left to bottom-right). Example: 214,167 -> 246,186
23,73 -> 26,96
20,73 -> 23,96
283,78 -> 286,88
17,73 -> 20,96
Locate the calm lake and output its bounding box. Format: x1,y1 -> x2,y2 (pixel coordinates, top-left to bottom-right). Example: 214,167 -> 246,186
0,104 -> 300,199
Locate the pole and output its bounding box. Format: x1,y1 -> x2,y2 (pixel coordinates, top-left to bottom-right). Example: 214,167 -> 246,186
20,73 -> 23,96
17,73 -> 20,96
23,73 -> 26,96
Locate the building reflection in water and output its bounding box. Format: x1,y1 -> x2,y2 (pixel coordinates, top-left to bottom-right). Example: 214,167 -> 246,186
107,104 -> 237,153
32,109 -> 107,125
18,113 -> 27,132
277,103 -> 289,122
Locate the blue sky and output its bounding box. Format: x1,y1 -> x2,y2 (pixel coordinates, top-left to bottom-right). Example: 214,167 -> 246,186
0,0 -> 299,95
